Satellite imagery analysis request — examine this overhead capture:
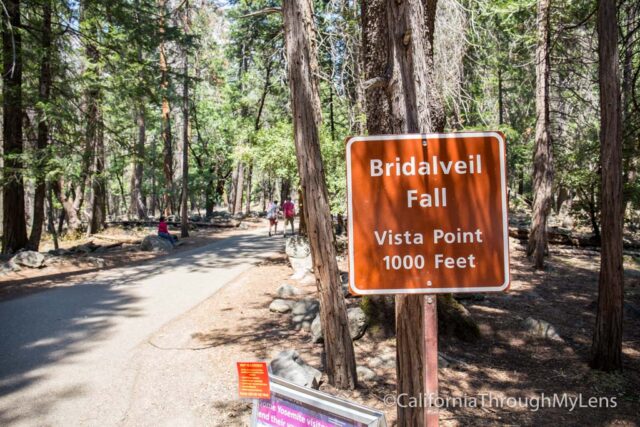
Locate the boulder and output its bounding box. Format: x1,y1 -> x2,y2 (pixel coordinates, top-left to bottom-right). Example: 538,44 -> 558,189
48,248 -> 70,256
438,353 -> 468,370
310,307 -> 368,343
291,298 -> 320,331
357,366 -> 377,381
0,261 -> 21,274
270,350 -> 322,389
522,317 -> 563,342
285,236 -> 311,258
347,307 -> 368,340
310,315 -> 322,343
85,257 -> 106,268
277,284 -> 303,299
369,352 -> 395,369
11,251 -> 45,268
286,236 -> 313,278
140,235 -> 173,252
269,299 -> 294,313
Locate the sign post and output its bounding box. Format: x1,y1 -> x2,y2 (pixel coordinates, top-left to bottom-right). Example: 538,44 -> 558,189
346,132 -> 510,425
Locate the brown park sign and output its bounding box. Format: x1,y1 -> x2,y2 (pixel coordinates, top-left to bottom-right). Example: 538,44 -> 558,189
346,132 -> 510,294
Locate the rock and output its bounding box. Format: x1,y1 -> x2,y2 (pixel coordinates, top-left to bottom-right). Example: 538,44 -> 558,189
357,366 -> 377,381
438,353 -> 468,370
11,251 -> 46,268
310,315 -> 322,343
369,352 -> 395,369
269,299 -> 294,313
270,350 -> 322,389
522,317 -> 563,342
309,307 -> 368,342
140,235 -> 173,252
0,261 -> 21,274
85,257 -> 106,268
286,236 -> 313,278
295,272 -> 316,285
48,248 -> 70,256
74,243 -> 95,254
347,307 -> 368,340
277,284 -> 303,299
285,236 -> 311,258
43,256 -> 68,267
291,298 -> 320,331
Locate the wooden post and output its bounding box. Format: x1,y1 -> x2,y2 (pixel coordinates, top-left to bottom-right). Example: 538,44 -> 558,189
424,295 -> 439,426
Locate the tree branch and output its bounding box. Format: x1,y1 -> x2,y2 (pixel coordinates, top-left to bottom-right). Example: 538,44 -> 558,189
239,7 -> 282,19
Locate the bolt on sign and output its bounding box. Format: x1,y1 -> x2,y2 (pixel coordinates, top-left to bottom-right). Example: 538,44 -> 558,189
346,132 -> 510,294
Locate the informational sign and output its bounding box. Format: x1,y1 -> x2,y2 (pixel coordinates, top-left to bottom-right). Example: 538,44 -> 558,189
346,132 -> 509,294
238,362 -> 271,399
251,375 -> 386,427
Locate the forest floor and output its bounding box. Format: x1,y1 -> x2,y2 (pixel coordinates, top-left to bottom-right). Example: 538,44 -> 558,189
2,220 -> 639,426
192,233 -> 640,426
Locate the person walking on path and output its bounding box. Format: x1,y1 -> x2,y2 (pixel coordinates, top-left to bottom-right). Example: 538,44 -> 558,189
282,198 -> 295,237
158,216 -> 177,247
267,200 -> 279,237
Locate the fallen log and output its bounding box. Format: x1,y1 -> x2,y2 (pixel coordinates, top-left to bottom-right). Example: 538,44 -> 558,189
509,226 -> 640,251
92,234 -> 141,244
105,220 -> 240,229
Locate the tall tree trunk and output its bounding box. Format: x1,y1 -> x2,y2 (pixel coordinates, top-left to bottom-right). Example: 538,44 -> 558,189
130,5 -> 147,221
363,0 -> 445,424
283,0 -> 357,389
2,0 -> 28,253
234,162 -> 244,215
130,103 -> 146,219
85,7 -> 105,236
527,0 -> 554,269
498,67 -> 504,125
180,0 -> 190,238
229,164 -> 239,213
28,0 -> 52,250
51,179 -> 81,231
46,183 -> 58,250
245,163 -> 253,215
150,136 -> 157,217
88,113 -> 105,235
297,188 -> 307,236
159,0 -> 173,216
591,0 -> 624,372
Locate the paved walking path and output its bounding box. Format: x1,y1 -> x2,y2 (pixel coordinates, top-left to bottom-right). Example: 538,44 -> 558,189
0,229 -> 282,426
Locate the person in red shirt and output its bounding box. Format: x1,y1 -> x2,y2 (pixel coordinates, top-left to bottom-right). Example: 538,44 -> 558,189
282,198 -> 295,238
158,216 -> 176,247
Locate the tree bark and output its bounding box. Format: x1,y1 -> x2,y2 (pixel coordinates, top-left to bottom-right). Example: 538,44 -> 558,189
28,0 -> 53,250
130,103 -> 147,219
363,0 -> 445,424
245,163 -> 253,215
85,6 -> 105,236
233,162 -> 244,214
591,0 -> 624,372
527,0 -> 554,269
181,0 -> 190,238
1,0 -> 28,254
130,4 -> 147,220
283,0 -> 357,389
87,111 -> 105,235
159,0 -> 173,216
